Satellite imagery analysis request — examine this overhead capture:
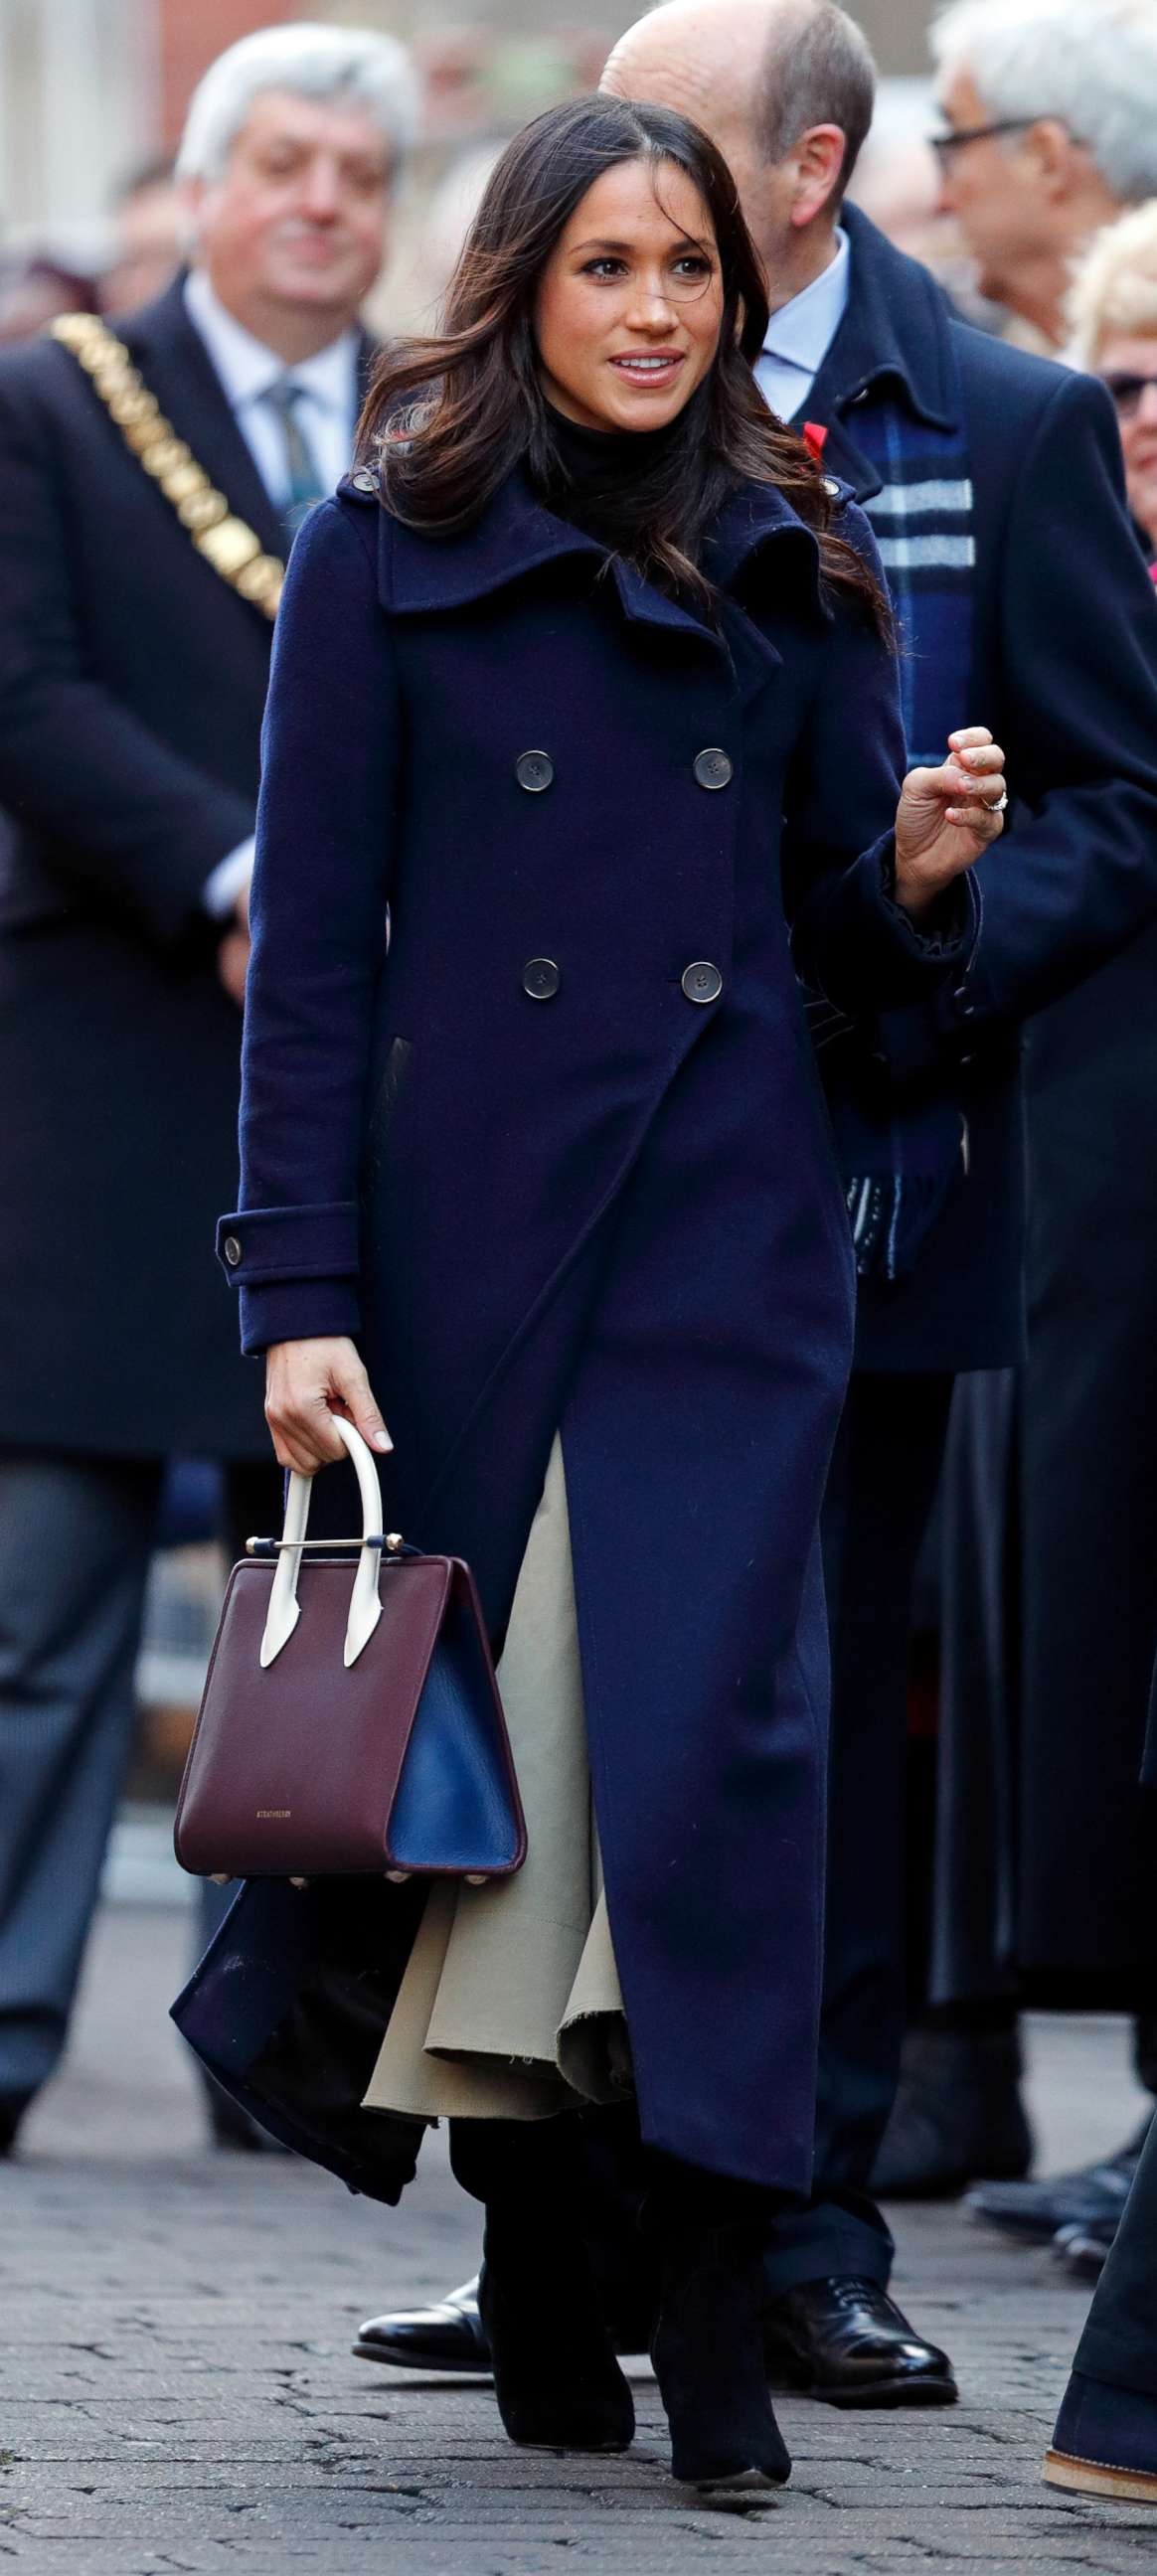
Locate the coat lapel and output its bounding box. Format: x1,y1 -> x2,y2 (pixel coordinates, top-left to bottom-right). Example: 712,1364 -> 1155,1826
121,278 -> 285,563
384,470 -> 606,613
794,205 -> 962,502
385,464 -> 816,685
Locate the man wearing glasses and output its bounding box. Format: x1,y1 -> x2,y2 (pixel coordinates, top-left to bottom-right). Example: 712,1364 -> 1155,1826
930,0 -> 1157,348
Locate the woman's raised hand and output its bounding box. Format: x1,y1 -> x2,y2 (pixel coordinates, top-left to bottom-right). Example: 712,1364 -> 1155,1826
264,1336 -> 393,1476
894,726 -> 1007,920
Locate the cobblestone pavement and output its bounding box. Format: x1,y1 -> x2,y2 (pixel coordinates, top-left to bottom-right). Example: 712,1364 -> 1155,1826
5,1900 -> 1157,2575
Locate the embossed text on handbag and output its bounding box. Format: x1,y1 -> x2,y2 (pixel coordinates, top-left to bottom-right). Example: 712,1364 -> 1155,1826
174,1419 -> 526,1883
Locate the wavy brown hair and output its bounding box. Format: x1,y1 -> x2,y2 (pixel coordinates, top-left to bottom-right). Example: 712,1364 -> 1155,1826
358,93 -> 890,628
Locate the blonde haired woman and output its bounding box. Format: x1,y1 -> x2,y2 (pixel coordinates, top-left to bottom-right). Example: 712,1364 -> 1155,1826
1069,199 -> 1157,555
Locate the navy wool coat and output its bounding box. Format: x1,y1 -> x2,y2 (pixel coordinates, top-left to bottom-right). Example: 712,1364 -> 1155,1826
808,208 -> 1157,1373
223,468 -> 966,2187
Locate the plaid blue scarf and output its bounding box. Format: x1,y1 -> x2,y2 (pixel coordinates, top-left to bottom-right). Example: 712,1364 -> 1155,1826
810,337 -> 978,1278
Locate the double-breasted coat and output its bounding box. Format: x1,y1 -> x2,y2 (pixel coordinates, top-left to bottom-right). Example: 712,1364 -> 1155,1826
222,467 -> 968,2187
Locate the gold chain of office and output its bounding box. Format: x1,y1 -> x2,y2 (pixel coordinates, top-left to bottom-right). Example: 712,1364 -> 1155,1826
51,311 -> 284,621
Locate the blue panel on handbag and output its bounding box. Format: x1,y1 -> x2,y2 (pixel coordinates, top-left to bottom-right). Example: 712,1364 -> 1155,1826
388,1589 -> 524,1872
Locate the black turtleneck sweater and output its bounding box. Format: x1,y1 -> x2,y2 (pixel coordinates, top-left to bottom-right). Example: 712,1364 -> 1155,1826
539,399 -> 693,565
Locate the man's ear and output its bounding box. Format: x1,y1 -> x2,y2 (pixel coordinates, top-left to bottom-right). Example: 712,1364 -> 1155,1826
179,174 -> 204,257
1021,115 -> 1078,202
789,122 -> 847,230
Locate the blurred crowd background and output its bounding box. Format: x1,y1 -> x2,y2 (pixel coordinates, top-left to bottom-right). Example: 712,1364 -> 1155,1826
0,0 -> 988,353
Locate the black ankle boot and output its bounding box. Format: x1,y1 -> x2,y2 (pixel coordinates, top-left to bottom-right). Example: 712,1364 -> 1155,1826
649,2220 -> 790,2499
478,2206 -> 635,2454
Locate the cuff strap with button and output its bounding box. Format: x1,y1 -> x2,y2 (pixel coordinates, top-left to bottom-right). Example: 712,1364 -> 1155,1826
217,1202 -> 361,1286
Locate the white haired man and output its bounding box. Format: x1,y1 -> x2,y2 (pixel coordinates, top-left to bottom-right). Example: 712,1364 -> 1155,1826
930,0 -> 1157,345
0,22 -> 417,2155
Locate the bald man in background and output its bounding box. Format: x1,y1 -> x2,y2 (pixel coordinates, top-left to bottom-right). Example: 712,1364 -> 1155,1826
354,0 -> 1157,2405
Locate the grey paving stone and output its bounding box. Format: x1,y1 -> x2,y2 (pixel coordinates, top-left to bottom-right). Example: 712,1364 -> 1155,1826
4,1900 -> 1156,2576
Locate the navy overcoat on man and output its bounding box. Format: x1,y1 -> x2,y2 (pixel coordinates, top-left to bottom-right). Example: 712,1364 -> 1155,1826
223,467 -> 968,2189
0,279 -> 372,1461
807,206 -> 1157,1373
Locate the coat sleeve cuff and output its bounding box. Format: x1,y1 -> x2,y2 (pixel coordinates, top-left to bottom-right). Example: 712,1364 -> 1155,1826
217,1203 -> 361,1285
795,837 -> 979,1019
875,845 -> 976,964
238,1276 -> 364,1358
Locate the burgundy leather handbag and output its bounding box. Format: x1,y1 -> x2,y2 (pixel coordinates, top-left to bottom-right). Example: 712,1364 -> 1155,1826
174,1419 -> 526,1884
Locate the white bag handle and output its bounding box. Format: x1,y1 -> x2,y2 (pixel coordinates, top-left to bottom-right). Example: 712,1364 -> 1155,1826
259,1416 -> 384,1671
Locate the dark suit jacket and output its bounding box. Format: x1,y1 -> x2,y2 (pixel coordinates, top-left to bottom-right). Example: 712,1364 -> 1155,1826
0,277 -> 373,1458
805,207 -> 1157,1373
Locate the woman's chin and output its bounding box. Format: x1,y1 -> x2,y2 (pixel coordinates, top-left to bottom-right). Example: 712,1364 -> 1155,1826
597,388 -> 689,433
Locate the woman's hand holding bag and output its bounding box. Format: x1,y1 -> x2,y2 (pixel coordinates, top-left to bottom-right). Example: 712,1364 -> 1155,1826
265,1333 -> 392,1475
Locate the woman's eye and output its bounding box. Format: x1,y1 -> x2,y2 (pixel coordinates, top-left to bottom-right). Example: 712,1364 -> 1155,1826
674,255 -> 713,279
582,257 -> 627,280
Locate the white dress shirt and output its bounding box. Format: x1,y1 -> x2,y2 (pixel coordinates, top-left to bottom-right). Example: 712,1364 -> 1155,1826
183,270 -> 362,918
183,267 -> 361,507
754,229 -> 851,426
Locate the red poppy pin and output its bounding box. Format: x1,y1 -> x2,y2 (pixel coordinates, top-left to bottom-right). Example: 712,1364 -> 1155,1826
802,420 -> 829,465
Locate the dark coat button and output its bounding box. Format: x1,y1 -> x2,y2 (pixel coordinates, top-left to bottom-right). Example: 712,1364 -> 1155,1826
694,747 -> 733,790
523,958 -> 560,1000
516,750 -> 554,794
682,961 -> 723,1005
223,1234 -> 242,1266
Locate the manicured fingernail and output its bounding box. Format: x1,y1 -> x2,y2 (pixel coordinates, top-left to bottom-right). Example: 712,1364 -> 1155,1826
374,1432 -> 392,1451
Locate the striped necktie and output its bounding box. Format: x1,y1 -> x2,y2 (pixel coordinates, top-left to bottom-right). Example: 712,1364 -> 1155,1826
262,376 -> 326,553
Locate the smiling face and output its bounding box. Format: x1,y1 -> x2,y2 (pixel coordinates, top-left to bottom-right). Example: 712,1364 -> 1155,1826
189,87 -> 393,350
1097,330 -> 1157,548
533,156 -> 725,434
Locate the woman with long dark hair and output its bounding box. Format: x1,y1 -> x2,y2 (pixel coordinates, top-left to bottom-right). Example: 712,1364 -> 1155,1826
220,93 -> 1005,2496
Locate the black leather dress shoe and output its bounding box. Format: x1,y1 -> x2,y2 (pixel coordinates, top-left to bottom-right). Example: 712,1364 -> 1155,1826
966,2119 -> 1149,2244
763,2277 -> 957,2408
356,2277 -> 492,2373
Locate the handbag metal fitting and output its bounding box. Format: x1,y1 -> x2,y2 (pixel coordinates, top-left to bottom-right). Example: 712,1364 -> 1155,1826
246,1534 -> 405,1553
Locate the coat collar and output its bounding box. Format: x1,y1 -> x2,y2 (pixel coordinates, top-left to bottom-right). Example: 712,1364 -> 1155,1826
382,463 -> 825,649
797,205 -> 960,502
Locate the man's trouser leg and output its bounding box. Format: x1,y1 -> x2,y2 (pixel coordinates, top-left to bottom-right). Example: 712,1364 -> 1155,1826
191,1463 -> 287,2159
763,1370 -> 954,2296
0,1451 -> 161,2107
1075,2114 -> 1157,2399
196,1462 -> 284,1972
